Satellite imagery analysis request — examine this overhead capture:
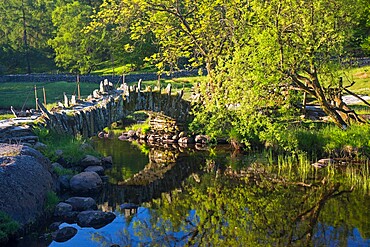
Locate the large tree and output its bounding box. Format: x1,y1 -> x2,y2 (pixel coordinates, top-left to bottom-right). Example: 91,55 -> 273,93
0,0 -> 55,73
92,0 -> 250,76
48,1 -> 101,74
202,0 -> 368,135
248,0 -> 368,128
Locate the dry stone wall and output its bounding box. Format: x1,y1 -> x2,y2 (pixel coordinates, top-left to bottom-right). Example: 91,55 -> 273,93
0,70 -> 203,83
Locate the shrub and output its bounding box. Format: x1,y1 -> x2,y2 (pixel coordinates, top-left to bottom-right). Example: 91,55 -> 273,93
0,211 -> 19,243
33,127 -> 100,164
44,191 -> 59,213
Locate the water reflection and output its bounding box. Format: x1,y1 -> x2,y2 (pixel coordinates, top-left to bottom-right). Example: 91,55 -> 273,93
50,140 -> 370,246
92,138 -> 149,183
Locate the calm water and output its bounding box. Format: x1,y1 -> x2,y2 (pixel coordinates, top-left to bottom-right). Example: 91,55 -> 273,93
16,137 -> 370,246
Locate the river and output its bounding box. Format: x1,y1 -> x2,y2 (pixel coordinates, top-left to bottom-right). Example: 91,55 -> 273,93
15,136 -> 370,246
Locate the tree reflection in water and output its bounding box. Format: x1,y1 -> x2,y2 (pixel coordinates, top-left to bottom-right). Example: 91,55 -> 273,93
92,144 -> 370,246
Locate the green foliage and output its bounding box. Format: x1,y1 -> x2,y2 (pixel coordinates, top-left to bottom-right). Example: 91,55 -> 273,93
44,191 -> 59,213
278,123 -> 370,157
0,114 -> 13,121
48,2 -> 98,73
0,0 -> 56,74
52,166 -> 75,176
0,211 -> 19,243
34,127 -> 99,164
92,0 -> 250,74
125,123 -> 151,134
342,65 -> 370,95
359,3 -> 370,54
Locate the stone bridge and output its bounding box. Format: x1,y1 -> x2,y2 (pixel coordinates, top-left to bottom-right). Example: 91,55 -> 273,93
37,81 -> 193,137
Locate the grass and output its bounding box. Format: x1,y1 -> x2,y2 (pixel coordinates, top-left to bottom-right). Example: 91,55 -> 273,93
0,211 -> 19,243
268,152 -> 370,194
0,114 -> 14,120
0,81 -> 99,110
286,122 -> 370,158
348,104 -> 370,115
53,166 -> 76,176
91,62 -> 157,75
0,75 -> 206,112
44,191 -> 60,213
33,127 -> 100,164
342,65 -> 370,95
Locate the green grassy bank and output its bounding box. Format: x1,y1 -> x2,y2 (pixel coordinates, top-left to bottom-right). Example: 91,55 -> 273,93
0,81 -> 99,110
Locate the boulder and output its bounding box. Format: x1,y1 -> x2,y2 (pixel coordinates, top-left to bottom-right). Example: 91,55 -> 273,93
54,202 -> 73,217
77,211 -> 116,229
178,137 -> 195,144
58,211 -> 79,224
52,162 -> 64,171
195,135 -> 210,144
101,156 -> 113,167
127,130 -> 136,138
0,144 -> 54,227
52,226 -> 77,243
49,222 -> 62,232
118,133 -> 129,141
80,155 -> 101,168
84,166 -> 104,175
70,172 -> 102,194
34,142 -> 47,151
65,197 -> 97,211
79,143 -> 94,152
55,149 -> 63,157
58,175 -> 72,192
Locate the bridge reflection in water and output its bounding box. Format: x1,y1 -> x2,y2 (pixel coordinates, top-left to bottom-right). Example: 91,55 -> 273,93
49,139 -> 370,247
95,139 -> 209,211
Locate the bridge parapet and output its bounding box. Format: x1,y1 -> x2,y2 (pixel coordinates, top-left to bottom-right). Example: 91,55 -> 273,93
38,84 -> 192,137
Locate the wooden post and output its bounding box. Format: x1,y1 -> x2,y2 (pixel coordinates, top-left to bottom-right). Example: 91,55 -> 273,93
77,74 -> 81,100
64,92 -> 69,108
71,94 -> 76,105
157,74 -> 161,90
302,83 -> 307,116
34,85 -> 38,111
138,79 -> 142,92
43,86 -> 47,105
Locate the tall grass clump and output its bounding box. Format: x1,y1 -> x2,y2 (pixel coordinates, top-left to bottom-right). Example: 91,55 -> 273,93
44,191 -> 60,213
278,123 -> 370,159
33,127 -> 99,164
0,211 -> 19,243
320,124 -> 370,157
344,161 -> 370,193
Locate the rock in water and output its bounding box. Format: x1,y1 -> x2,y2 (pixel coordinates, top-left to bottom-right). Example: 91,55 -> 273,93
54,202 -> 73,217
65,197 -> 97,211
70,172 -> 102,194
84,166 -> 104,175
77,211 -> 116,229
52,226 -> 77,242
80,155 -> 101,168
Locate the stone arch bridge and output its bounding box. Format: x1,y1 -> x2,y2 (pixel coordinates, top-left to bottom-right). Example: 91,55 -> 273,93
38,82 -> 193,137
